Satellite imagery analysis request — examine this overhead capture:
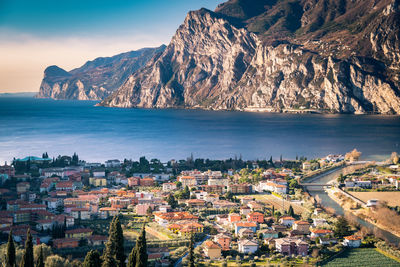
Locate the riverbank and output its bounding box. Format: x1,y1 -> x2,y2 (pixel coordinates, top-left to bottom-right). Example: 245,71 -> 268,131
325,186 -> 400,238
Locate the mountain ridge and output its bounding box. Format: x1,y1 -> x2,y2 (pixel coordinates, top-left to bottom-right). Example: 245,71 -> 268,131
100,0 -> 400,114
37,45 -> 166,100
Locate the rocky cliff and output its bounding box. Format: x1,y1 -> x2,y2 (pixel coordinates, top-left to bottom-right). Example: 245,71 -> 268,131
37,46 -> 166,100
100,0 -> 400,114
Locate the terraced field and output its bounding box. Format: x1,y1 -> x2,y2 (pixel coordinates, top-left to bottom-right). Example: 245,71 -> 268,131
323,248 -> 400,267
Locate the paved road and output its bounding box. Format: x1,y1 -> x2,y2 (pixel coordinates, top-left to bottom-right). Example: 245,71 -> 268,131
174,235 -> 209,267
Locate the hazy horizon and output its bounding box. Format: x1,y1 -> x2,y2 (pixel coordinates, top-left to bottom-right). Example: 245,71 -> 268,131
0,0 -> 224,93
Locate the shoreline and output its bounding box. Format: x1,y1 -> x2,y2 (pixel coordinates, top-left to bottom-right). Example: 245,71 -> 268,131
325,185 -> 400,239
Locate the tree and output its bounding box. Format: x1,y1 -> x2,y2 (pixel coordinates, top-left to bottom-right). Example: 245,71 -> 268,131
167,194 -> 178,209
20,229 -> 34,267
182,186 -> 190,199
83,250 -> 102,267
337,174 -> 345,183
5,230 -> 16,267
127,247 -> 136,267
36,247 -> 44,267
102,217 -> 118,267
135,224 -> 147,267
44,255 -> 71,267
334,216 -> 351,238
176,181 -> 182,189
114,217 -> 125,267
287,205 -> 295,217
188,233 -> 195,267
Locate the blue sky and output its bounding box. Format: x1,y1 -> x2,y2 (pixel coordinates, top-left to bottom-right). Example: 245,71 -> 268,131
0,0 -> 224,92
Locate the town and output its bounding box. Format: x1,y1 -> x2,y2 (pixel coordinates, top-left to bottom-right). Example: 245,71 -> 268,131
0,151 -> 400,266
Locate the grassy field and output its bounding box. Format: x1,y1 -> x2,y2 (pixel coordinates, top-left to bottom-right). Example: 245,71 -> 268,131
348,192 -> 400,206
323,248 -> 400,267
240,194 -> 306,214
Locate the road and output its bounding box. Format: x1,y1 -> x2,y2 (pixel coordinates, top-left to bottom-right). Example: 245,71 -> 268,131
174,234 -> 209,267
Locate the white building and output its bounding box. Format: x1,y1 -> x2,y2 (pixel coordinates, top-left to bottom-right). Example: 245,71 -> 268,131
238,239 -> 258,254
105,159 -> 121,168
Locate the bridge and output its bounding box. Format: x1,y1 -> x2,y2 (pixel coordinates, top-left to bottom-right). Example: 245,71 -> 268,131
299,183 -> 332,186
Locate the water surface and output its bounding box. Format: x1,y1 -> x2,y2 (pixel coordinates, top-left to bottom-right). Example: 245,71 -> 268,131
0,97 -> 399,163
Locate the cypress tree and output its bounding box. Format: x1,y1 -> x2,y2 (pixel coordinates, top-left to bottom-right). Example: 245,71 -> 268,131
83,250 -> 102,267
287,205 -> 294,217
127,247 -> 136,267
36,246 -> 44,267
114,217 -> 125,267
135,224 -> 147,267
102,217 -> 117,267
188,233 -> 195,267
5,230 -> 16,267
20,229 -> 34,267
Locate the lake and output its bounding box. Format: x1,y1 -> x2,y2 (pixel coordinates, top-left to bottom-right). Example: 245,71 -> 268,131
1,97 -> 400,163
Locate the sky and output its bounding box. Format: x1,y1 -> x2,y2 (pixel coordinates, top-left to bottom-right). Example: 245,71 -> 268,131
0,0 -> 224,93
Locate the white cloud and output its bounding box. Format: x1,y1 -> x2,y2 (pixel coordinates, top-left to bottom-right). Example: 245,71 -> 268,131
0,30 -> 168,92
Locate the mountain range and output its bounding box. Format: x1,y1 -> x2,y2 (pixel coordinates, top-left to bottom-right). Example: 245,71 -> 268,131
38,0 -> 400,114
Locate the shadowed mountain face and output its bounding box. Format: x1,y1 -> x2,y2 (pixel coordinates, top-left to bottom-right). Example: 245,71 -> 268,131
37,46 -> 166,100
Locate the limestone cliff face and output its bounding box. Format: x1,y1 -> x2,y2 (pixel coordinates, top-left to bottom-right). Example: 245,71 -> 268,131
101,9 -> 258,108
100,0 -> 400,114
37,46 -> 166,100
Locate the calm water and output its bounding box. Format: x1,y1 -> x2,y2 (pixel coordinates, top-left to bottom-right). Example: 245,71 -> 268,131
0,97 -> 400,163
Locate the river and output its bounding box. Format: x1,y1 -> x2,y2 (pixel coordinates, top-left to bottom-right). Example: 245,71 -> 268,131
304,166 -> 400,245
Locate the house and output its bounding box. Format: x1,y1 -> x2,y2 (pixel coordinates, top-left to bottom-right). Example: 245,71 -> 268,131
42,198 -> 63,210
140,178 -> 155,187
238,239 -> 258,254
136,204 -> 155,215
201,185 -> 225,194
186,199 -> 206,208
319,237 -> 338,245
239,228 -> 255,239
88,235 -> 108,246
234,222 -> 257,235
177,222 -> 204,237
208,177 -> 229,187
279,216 -> 295,227
275,237 -> 308,256
162,182 -> 177,191
55,181 -> 74,191
247,212 -> 264,223
154,212 -> 198,226
105,159 -> 121,168
228,213 -> 241,223
35,219 -> 54,231
205,194 -> 219,203
53,238 -> 79,249
178,176 -> 197,187
16,182 -> 30,194
228,184 -> 252,194
312,218 -> 328,227
345,180 -> 372,189
70,208 -> 91,220
214,233 -> 231,251
191,190 -> 208,200
128,177 -> 141,187
293,221 -> 310,234
203,240 -> 221,259
89,178 -> 107,187
310,229 -> 333,238
259,229 -> 279,239
213,200 -> 238,209
343,235 -> 361,247
99,207 -> 118,219
240,206 -> 251,216
65,228 -> 93,239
